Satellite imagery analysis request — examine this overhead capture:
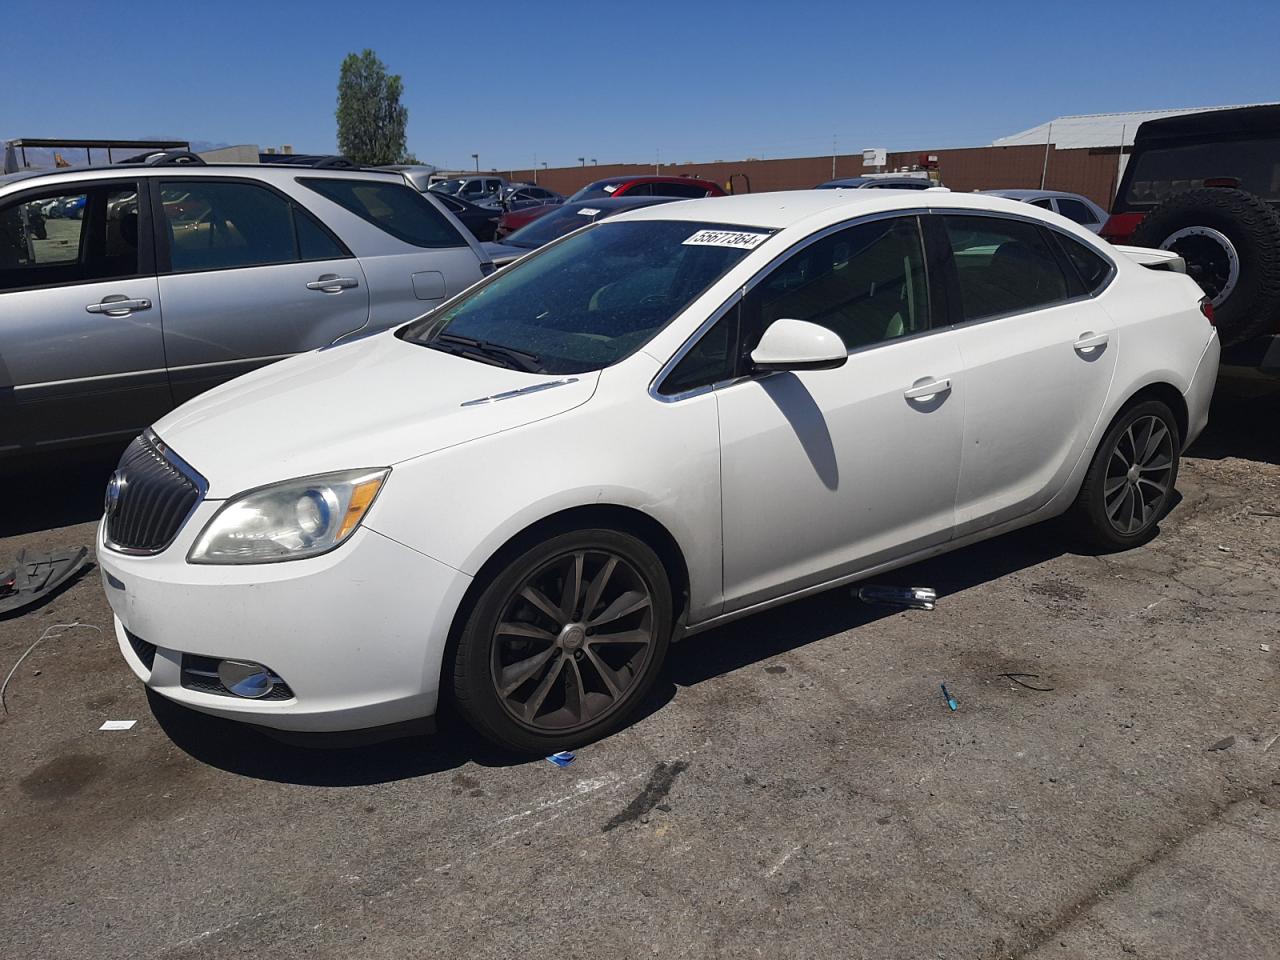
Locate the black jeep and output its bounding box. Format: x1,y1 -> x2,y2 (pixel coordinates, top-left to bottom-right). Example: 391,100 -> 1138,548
1103,105 -> 1280,377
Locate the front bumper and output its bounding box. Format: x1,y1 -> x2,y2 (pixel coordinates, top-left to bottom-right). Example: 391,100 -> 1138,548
99,506 -> 472,732
1182,332 -> 1221,448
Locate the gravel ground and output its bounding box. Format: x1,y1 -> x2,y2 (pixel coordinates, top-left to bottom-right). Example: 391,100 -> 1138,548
2,392 -> 1277,960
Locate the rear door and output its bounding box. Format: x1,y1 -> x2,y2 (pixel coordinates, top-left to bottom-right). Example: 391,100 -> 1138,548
297,177 -> 487,322
0,178 -> 168,454
153,177 -> 370,406
932,212 -> 1117,535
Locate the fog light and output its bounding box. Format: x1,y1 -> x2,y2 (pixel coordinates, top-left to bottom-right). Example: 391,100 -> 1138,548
217,659 -> 275,698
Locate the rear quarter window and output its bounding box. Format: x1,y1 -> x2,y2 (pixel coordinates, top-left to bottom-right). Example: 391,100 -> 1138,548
301,178 -> 467,248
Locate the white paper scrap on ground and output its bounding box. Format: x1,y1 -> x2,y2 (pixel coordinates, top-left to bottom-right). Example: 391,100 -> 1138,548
682,229 -> 770,249
99,720 -> 137,731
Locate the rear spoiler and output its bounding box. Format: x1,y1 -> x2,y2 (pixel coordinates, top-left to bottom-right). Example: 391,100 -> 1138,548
1114,244 -> 1186,273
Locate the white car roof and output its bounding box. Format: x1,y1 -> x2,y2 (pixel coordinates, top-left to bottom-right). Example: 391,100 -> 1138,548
616,188 -> 1054,233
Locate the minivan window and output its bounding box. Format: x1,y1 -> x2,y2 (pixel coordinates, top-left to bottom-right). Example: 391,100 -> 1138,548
741,215 -> 929,354
303,178 -> 466,248
401,220 -> 767,375
0,183 -> 141,291
161,180 -> 348,273
942,215 -> 1071,321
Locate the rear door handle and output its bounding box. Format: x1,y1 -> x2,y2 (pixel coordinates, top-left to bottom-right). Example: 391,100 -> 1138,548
1073,331 -> 1109,352
903,377 -> 952,401
306,274 -> 359,292
86,296 -> 151,316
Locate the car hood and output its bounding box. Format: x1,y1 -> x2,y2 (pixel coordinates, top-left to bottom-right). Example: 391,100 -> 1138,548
152,331 -> 599,498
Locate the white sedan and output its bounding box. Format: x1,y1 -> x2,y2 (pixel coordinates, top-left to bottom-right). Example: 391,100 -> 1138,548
99,190 -> 1220,754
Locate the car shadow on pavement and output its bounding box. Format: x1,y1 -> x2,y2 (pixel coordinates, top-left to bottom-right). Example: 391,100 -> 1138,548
659,521 -> 1074,691
3,444 -> 124,538
146,688 -> 530,785
1187,386 -> 1280,466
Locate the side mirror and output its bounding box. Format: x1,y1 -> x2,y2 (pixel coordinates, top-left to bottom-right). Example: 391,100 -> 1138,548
749,319 -> 847,372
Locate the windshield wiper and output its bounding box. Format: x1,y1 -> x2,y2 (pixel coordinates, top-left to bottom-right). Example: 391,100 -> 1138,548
431,332 -> 543,373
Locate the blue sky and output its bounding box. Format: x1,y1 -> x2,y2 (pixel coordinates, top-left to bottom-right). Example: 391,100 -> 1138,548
9,0 -> 1279,170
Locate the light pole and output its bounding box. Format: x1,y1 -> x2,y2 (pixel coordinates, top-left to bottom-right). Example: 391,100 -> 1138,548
471,153 -> 479,172
578,157 -> 585,167
591,158 -> 597,165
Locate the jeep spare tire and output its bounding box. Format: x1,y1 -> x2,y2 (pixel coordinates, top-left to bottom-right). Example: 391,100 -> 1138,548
1130,187 -> 1280,345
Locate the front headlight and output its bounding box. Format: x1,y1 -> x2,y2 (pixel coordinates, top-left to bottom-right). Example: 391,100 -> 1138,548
188,468 -> 389,564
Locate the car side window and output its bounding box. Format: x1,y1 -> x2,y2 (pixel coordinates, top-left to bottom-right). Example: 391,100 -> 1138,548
1054,232 -> 1113,294
1029,198 -> 1054,209
942,214 -> 1071,321
620,182 -> 651,196
1056,197 -> 1099,225
659,309 -> 739,396
159,180 -> 349,273
302,178 -> 467,249
0,183 -> 141,292
654,182 -> 709,198
740,215 -> 930,356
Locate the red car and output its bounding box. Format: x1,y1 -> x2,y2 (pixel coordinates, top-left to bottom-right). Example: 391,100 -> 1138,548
494,175 -> 726,239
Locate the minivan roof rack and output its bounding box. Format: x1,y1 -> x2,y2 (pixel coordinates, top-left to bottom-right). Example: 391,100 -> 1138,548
117,150 -> 207,166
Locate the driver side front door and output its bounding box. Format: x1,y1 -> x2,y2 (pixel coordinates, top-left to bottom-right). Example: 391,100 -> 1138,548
715,214 -> 965,612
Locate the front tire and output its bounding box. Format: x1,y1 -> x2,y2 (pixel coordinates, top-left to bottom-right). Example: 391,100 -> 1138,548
1071,400 -> 1181,551
450,529 -> 672,755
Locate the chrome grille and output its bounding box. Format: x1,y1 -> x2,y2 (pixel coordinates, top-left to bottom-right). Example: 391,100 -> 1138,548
104,432 -> 205,554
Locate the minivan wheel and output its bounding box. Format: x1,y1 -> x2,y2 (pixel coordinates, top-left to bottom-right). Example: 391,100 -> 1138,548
450,529 -> 672,755
1071,400 -> 1181,551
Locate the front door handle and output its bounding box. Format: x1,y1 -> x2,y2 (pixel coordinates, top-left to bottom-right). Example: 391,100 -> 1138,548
306,274 -> 359,293
86,296 -> 152,316
903,377 -> 952,401
1073,331 -> 1109,352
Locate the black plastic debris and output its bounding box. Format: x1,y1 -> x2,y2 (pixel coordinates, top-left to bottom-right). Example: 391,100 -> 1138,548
1207,736 -> 1236,752
0,547 -> 89,617
855,584 -> 937,610
999,672 -> 1056,692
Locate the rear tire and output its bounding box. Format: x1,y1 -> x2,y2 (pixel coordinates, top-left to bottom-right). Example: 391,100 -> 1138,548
1070,400 -> 1181,551
450,529 -> 672,755
1129,188 -> 1280,346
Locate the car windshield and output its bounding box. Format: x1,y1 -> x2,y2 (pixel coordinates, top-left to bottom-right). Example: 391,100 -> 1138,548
504,204 -> 610,249
430,179 -> 464,195
401,219 -> 770,374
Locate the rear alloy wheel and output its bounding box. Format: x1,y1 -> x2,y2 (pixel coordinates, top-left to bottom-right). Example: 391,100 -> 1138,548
451,529 -> 671,754
1071,400 -> 1181,551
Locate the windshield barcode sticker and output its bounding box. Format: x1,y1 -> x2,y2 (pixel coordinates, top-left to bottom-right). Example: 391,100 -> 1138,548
577,207 -> 600,216
683,229 -> 770,249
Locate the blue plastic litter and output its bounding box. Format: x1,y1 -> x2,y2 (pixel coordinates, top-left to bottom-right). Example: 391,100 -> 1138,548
546,751 -> 576,767
940,683 -> 958,712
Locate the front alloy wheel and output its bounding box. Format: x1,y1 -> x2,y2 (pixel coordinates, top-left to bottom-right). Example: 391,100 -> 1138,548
451,529 -> 672,754
492,549 -> 658,733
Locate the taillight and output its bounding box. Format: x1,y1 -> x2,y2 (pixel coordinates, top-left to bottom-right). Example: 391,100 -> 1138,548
1199,296 -> 1215,326
1100,212 -> 1146,243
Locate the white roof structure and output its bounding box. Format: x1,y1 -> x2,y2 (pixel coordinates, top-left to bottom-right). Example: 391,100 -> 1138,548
993,104 -> 1279,150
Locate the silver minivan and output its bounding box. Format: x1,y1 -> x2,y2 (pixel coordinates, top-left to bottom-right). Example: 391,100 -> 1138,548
0,160 -> 491,459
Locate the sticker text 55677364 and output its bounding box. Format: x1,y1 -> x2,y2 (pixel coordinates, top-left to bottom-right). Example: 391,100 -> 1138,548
682,229 -> 770,250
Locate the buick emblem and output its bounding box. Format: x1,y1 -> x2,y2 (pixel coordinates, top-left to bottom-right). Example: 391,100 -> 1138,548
105,471 -> 126,516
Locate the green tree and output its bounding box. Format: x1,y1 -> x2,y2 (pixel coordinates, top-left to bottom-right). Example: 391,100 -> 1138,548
335,49 -> 409,165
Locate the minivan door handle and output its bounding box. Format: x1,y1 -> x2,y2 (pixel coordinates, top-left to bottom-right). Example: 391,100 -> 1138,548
1073,331 -> 1109,352
86,295 -> 151,316
306,274 -> 359,293
903,377 -> 952,401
